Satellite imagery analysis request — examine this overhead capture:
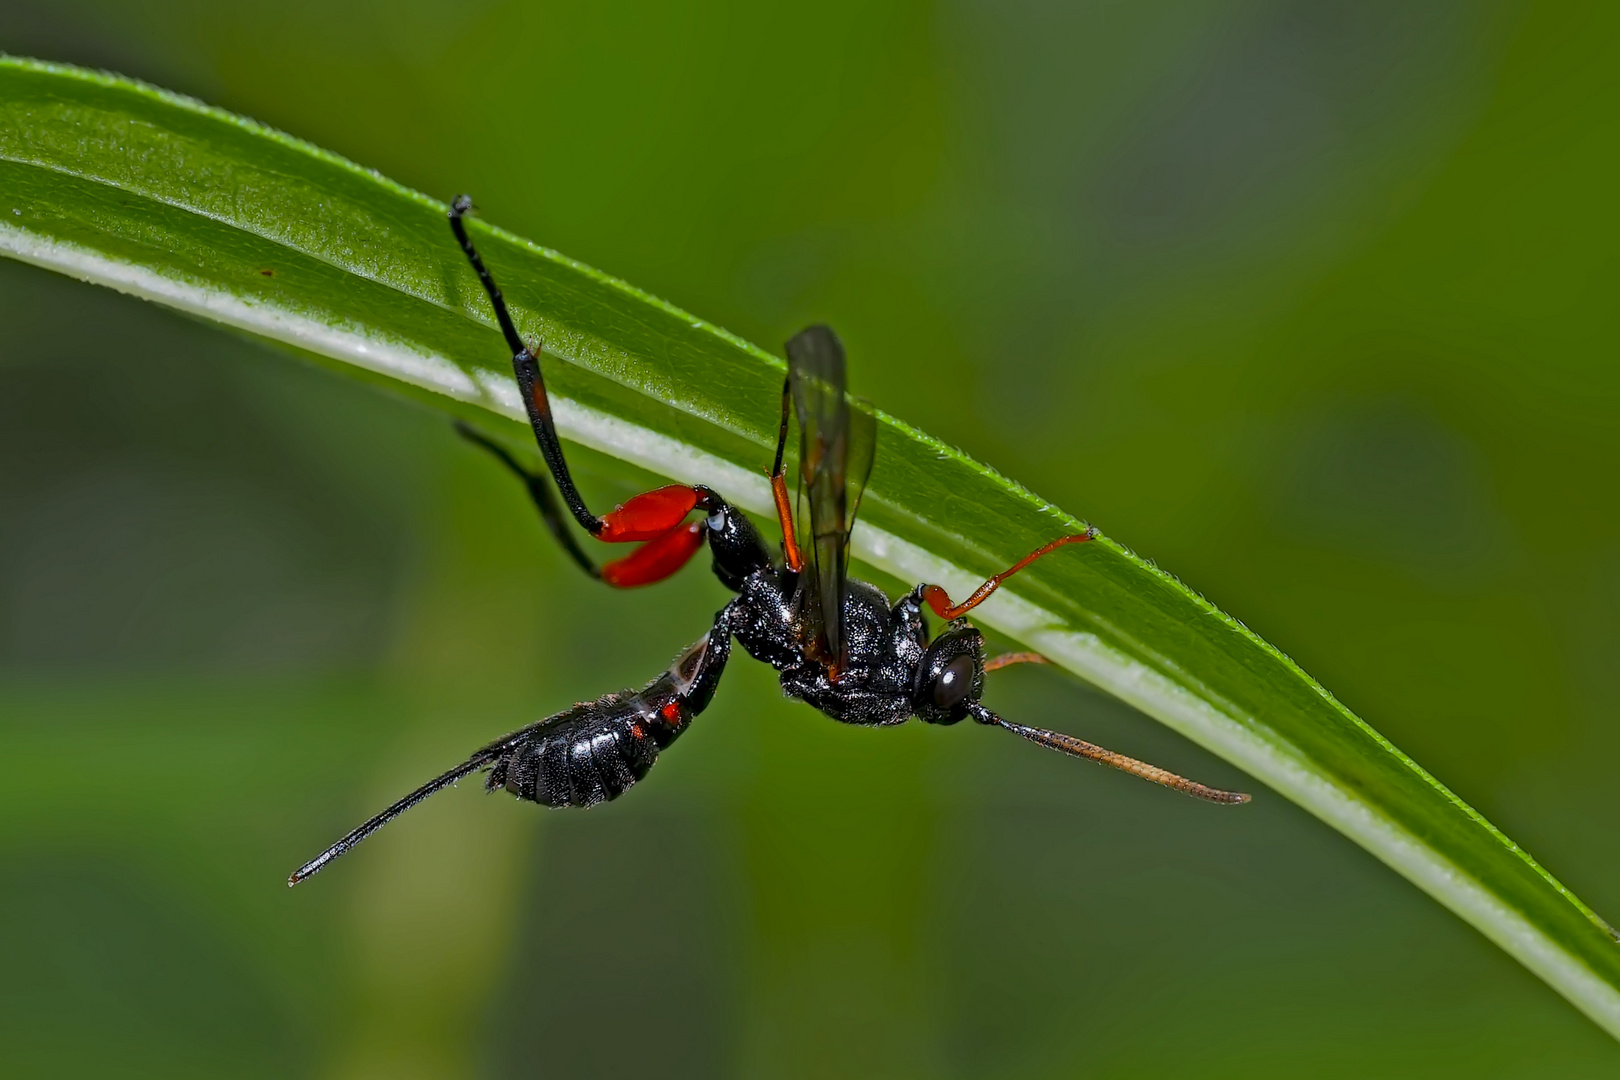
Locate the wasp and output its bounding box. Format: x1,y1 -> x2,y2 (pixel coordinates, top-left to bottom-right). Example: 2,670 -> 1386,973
288,196 -> 1248,886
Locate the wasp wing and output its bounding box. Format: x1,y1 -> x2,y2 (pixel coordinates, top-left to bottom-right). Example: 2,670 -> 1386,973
844,391 -> 876,573
786,325 -> 875,665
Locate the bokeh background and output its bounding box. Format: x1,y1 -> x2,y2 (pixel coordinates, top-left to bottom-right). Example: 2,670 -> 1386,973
2,1 -> 1618,1076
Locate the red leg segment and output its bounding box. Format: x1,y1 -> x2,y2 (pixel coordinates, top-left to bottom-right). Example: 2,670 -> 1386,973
770,473 -> 805,572
602,521 -> 706,588
597,485 -> 702,543
766,375 -> 805,573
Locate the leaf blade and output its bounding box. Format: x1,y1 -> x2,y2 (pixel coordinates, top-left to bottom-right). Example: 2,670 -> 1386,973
4,55 -> 1618,1035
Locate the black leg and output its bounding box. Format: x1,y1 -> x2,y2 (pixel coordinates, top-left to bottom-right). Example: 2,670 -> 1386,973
767,375 -> 805,572
771,374 -> 791,480
454,421 -> 601,580
449,195 -> 604,535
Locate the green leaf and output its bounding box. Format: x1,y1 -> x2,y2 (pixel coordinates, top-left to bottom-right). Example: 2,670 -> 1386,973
4,55 -> 1617,1034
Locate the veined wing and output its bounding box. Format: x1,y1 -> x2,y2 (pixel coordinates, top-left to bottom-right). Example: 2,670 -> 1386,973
786,325 -> 875,665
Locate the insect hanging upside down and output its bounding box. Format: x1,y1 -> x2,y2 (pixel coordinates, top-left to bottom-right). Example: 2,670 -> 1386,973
287,195 -> 1249,887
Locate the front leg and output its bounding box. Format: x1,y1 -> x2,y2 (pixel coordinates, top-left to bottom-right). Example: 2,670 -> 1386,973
891,587 -> 929,649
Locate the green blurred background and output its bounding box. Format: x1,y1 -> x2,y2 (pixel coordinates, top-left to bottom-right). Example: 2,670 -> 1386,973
2,1 -> 1618,1076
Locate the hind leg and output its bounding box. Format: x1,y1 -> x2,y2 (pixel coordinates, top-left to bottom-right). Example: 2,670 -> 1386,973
455,420 -> 602,579
449,197 -> 716,587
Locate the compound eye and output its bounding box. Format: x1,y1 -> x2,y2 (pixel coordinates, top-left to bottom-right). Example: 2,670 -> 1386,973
931,654 -> 976,710
706,507 -> 727,531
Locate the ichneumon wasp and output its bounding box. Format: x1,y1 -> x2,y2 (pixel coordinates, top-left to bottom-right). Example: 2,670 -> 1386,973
287,195 -> 1249,886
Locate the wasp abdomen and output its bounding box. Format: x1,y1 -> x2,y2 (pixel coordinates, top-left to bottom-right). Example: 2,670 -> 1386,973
487,632 -> 718,809
488,695 -> 655,807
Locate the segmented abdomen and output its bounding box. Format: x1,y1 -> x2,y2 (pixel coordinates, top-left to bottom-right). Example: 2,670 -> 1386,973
486,635 -> 712,808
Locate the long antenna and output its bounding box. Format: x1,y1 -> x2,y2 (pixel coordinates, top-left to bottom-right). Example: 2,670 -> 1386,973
969,704 -> 1250,805
287,747 -> 503,887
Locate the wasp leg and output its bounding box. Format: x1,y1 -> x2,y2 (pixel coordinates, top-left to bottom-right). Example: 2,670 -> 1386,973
454,420 -> 602,580
600,522 -> 708,587
449,196 -> 714,562
768,374 -> 805,572
984,651 -> 1049,672
920,528 -> 1100,621
449,195 -> 606,534
455,422 -> 711,589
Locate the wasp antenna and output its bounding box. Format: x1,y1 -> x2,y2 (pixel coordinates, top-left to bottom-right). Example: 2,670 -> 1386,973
287,748 -> 502,887
968,704 -> 1250,805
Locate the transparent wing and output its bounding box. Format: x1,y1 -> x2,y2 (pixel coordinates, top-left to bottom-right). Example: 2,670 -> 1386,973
786,325 -> 874,665
845,398 -> 876,560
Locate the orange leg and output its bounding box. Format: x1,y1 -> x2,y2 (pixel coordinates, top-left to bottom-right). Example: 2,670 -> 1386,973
922,528 -> 1099,621
771,474 -> 805,573
983,651 -> 1050,672
768,375 -> 805,572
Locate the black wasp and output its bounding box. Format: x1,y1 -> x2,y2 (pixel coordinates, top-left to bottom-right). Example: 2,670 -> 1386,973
288,196 -> 1248,886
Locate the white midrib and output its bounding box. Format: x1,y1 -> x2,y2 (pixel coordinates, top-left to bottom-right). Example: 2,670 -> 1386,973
5,220 -> 1618,1038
